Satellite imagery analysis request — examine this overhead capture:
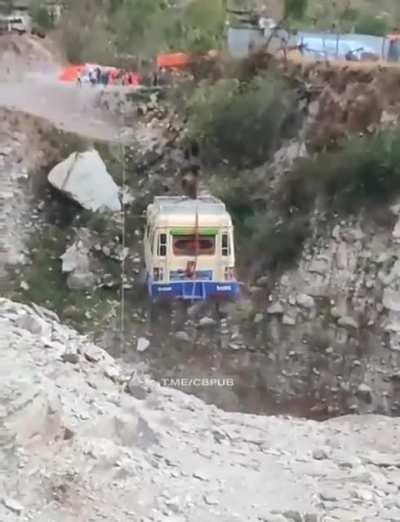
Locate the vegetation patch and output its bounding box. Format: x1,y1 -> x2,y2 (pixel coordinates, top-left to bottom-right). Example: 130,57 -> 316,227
210,126 -> 400,277
11,226 -> 118,333
187,75 -> 298,168
283,128 -> 400,215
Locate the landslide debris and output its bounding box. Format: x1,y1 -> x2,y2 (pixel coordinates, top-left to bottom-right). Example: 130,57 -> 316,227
2,298 -> 400,522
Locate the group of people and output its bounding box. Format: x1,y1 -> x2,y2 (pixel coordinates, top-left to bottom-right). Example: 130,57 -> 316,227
77,66 -> 140,87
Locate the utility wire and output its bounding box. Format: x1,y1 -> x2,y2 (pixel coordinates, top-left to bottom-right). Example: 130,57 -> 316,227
119,112 -> 126,351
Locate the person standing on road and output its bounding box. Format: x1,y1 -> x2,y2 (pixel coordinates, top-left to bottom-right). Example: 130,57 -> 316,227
88,68 -> 96,86
95,66 -> 101,84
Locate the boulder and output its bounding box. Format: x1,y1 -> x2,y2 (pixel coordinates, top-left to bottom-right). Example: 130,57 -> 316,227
67,272 -> 96,291
357,383 -> 373,403
60,230 -> 97,291
137,337 -> 150,353
338,316 -> 359,329
61,243 -> 90,274
383,289 -> 400,312
296,294 -> 315,309
48,149 -> 121,213
267,302 -> 284,315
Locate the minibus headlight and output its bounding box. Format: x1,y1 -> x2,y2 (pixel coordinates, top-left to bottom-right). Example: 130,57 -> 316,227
153,268 -> 164,281
224,267 -> 235,280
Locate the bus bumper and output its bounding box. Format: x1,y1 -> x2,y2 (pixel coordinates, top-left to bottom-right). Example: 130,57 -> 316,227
149,280 -> 241,301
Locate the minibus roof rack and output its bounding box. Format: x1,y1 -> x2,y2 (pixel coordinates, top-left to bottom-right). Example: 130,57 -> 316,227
152,196 -> 227,216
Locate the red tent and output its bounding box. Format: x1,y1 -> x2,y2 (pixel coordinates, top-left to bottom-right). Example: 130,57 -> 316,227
156,52 -> 192,69
58,64 -> 84,82
58,63 -> 141,87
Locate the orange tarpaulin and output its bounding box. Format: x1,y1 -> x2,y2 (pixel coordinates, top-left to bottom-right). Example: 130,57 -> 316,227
156,52 -> 193,69
58,65 -> 84,82
58,64 -> 141,86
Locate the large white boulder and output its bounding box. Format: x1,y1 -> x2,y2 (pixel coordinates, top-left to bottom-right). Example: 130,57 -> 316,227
48,149 -> 121,212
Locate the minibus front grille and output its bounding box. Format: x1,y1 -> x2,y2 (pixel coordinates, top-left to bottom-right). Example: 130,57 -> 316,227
169,270 -> 212,281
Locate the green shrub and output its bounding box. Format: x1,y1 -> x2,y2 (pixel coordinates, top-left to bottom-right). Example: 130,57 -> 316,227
284,129 -> 400,214
210,167 -> 309,271
284,0 -> 308,21
354,14 -> 389,36
30,1 -> 55,31
15,226 -> 117,332
216,128 -> 400,274
211,171 -> 267,225
187,75 -> 296,168
243,210 -> 310,271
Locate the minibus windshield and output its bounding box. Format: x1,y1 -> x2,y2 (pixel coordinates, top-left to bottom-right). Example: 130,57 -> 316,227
172,235 -> 215,256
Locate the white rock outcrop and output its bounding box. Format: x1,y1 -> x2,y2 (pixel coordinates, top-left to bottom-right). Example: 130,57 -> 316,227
48,149 -> 121,212
60,228 -> 97,290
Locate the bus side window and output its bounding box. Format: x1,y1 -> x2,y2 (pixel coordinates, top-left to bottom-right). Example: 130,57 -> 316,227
158,233 -> 167,257
222,232 -> 229,256
149,229 -> 154,254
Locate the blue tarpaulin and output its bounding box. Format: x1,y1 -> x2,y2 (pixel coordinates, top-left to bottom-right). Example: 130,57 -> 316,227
296,32 -> 389,60
227,24 -> 397,61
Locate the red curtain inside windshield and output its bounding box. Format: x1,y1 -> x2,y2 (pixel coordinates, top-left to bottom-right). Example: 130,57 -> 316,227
173,235 -> 215,256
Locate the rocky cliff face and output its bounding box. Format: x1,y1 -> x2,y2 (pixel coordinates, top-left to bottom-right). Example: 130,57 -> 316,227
5,37 -> 400,424
243,212 -> 400,417
2,297 -> 400,522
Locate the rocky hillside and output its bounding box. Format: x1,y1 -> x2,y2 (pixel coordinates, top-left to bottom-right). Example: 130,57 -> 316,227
5,49 -> 400,421
5,28 -> 400,522
2,297 -> 400,522
6,34 -> 400,426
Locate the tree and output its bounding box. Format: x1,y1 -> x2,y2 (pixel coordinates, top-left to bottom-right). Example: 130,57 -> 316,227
30,0 -> 55,31
57,0 -> 227,63
283,0 -> 308,21
56,0 -> 115,63
354,14 -> 389,36
110,0 -> 167,56
180,0 -> 225,53
1,0 -> 13,15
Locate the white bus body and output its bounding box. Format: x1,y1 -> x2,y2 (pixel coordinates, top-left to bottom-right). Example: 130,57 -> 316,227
144,196 -> 240,301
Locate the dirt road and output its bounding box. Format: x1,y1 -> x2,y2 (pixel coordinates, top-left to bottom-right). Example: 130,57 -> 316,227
0,76 -> 132,143
0,34 -> 133,143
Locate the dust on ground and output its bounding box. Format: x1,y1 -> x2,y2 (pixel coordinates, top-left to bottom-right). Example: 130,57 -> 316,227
0,34 -> 132,143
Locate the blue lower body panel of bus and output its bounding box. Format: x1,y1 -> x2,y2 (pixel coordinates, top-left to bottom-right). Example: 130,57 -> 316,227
149,280 -> 240,301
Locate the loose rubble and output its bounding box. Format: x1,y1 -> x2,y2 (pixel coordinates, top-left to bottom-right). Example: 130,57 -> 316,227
2,298 -> 400,521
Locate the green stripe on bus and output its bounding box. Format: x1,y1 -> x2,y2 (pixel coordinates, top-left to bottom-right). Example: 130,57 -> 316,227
169,228 -> 218,236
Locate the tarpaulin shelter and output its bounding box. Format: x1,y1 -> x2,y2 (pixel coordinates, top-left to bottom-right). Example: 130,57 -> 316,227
58,63 -> 118,82
58,64 -> 85,82
295,32 -> 390,61
156,52 -> 193,69
58,63 -> 141,86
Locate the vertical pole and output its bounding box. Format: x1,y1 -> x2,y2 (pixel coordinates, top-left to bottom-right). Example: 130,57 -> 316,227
336,33 -> 339,59
119,110 -> 126,351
